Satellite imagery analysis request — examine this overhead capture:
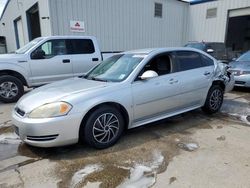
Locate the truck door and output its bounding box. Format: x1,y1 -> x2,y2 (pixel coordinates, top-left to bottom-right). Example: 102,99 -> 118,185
29,39 -> 73,86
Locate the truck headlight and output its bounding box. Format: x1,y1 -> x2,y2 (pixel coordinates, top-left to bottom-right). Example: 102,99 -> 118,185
29,102 -> 72,118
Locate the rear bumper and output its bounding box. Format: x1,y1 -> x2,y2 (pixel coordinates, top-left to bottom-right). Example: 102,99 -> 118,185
225,73 -> 235,92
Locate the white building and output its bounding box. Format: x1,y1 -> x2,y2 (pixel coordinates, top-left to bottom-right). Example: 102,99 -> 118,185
0,0 -> 189,52
187,0 -> 250,52
0,0 -> 250,53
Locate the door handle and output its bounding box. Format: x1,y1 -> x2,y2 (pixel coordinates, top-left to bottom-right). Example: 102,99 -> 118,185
62,59 -> 70,63
92,58 -> 99,62
169,78 -> 178,84
204,71 -> 211,76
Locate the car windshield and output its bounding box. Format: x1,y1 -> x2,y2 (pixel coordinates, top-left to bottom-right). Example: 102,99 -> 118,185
85,54 -> 145,82
237,51 -> 250,62
15,38 -> 44,54
185,43 -> 206,51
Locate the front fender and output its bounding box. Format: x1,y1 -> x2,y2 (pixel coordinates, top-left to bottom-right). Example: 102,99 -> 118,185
0,62 -> 31,86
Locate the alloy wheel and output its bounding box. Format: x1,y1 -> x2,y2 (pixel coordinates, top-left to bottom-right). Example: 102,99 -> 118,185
0,81 -> 18,99
209,89 -> 222,111
92,113 -> 120,144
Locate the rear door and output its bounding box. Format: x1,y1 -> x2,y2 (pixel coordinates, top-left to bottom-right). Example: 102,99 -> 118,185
172,51 -> 215,107
66,39 -> 101,77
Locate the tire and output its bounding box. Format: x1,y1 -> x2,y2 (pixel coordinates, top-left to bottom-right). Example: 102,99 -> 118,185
0,75 -> 24,103
81,106 -> 125,149
202,85 -> 224,114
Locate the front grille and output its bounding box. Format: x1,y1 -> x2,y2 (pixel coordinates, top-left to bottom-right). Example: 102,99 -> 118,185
235,81 -> 246,85
26,134 -> 59,141
15,107 -> 25,117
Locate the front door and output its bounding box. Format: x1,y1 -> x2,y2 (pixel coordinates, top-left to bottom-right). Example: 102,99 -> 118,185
132,53 -> 180,123
29,39 -> 73,85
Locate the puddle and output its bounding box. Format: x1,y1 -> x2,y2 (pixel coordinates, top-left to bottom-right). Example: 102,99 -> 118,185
169,177 -> 177,185
0,132 -> 21,161
70,164 -> 103,188
177,142 -> 199,152
118,151 -> 164,188
0,120 -> 12,129
217,135 -> 226,141
0,132 -> 21,144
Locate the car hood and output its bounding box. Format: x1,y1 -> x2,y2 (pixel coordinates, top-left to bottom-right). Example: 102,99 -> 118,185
229,61 -> 250,69
0,53 -> 27,63
16,77 -> 111,113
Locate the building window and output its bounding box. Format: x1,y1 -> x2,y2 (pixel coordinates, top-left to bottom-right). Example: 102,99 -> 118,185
206,8 -> 217,19
154,3 -> 163,18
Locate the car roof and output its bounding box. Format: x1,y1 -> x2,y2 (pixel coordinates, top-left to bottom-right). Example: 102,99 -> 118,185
37,36 -> 97,40
125,47 -> 204,55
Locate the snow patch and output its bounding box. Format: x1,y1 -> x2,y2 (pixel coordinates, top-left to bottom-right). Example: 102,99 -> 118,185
118,151 -> 164,188
0,132 -> 21,144
70,164 -> 103,188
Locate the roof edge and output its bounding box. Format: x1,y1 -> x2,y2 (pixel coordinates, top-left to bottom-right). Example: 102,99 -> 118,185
0,0 -> 10,20
191,0 -> 217,5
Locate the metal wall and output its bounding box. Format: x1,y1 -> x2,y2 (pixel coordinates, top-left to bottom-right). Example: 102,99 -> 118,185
49,0 -> 189,51
186,0 -> 250,43
0,0 -> 52,52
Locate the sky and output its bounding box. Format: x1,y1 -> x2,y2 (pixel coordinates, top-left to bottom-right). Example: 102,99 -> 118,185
0,0 -> 7,17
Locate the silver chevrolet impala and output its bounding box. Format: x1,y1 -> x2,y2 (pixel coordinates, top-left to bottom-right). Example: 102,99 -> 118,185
12,48 -> 234,148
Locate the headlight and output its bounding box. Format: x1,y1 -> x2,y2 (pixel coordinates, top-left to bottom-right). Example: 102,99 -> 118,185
29,102 -> 72,118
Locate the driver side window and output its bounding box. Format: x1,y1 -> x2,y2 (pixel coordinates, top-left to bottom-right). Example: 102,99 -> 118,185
136,53 -> 172,81
31,39 -> 67,59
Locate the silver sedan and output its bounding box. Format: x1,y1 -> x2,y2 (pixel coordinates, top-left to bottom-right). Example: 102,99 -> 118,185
12,48 -> 234,148
229,50 -> 250,88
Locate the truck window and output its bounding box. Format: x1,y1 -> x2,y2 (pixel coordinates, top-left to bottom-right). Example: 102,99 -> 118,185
32,39 -> 67,59
66,39 -> 95,54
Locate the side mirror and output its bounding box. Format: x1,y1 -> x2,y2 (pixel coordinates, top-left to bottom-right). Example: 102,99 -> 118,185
207,49 -> 214,53
140,70 -> 158,80
31,49 -> 45,59
232,58 -> 237,61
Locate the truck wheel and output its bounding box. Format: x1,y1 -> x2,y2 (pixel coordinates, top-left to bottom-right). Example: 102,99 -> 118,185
0,75 -> 24,103
81,106 -> 124,149
202,85 -> 224,114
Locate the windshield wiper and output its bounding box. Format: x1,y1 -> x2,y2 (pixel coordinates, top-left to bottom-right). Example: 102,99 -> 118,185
84,76 -> 108,82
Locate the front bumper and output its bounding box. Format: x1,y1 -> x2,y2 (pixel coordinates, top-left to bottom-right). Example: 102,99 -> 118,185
233,75 -> 250,88
12,110 -> 83,147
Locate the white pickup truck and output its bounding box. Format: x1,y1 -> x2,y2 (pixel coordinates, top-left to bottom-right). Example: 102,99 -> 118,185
0,36 -> 104,103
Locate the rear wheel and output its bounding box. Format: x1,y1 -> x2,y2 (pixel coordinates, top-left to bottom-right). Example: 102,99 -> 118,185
202,85 -> 224,114
81,106 -> 124,149
0,75 -> 24,103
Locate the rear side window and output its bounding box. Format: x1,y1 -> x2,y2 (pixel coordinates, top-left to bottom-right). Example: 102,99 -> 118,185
201,54 -> 214,66
67,39 -> 95,54
175,51 -> 202,71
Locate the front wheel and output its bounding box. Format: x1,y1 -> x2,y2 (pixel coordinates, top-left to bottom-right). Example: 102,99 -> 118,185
81,106 -> 125,149
0,75 -> 24,103
202,85 -> 224,114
